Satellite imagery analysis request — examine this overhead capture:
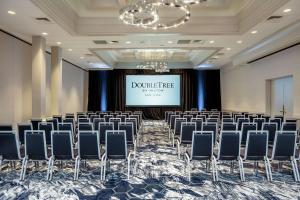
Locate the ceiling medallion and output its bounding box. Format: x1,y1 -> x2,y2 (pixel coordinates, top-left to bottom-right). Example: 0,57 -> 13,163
119,0 -> 194,30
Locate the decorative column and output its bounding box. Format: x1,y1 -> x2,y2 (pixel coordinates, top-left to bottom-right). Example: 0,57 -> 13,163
50,46 -> 62,115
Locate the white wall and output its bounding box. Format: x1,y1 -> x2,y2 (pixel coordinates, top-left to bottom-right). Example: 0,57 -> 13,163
0,31 -> 88,124
221,44 -> 300,117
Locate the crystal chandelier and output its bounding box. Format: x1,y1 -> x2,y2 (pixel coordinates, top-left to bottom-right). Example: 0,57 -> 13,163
119,0 -> 204,30
136,50 -> 170,72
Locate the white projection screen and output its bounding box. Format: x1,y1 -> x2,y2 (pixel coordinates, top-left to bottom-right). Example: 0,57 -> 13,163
125,75 -> 181,107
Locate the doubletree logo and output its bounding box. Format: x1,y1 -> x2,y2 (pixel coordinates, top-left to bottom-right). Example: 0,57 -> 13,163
131,82 -> 174,89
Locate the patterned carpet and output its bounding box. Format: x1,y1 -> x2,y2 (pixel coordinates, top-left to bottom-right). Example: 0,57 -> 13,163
0,121 -> 299,199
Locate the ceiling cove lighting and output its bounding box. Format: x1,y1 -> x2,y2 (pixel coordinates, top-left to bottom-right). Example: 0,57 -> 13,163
237,40 -> 243,44
56,42 -> 61,45
42,32 -> 48,36
283,8 -> 292,13
226,47 -> 231,51
68,48 -> 72,51
125,41 -> 131,44
7,10 -> 16,15
251,30 -> 258,34
119,0 -> 205,30
209,40 -> 215,44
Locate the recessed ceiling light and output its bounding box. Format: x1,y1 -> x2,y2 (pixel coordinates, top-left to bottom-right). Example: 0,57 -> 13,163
125,41 -> 131,44
283,8 -> 292,13
42,32 -> 48,36
68,48 -> 72,51
80,56 -> 84,59
237,40 -> 243,44
251,30 -> 258,34
209,40 -> 215,44
56,42 -> 61,45
226,47 -> 231,51
167,41 -> 173,44
7,10 -> 16,15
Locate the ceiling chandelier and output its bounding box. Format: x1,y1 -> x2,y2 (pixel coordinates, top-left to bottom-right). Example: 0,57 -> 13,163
119,0 -> 206,30
136,50 -> 170,72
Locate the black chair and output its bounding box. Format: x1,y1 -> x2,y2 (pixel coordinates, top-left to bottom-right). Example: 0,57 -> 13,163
202,122 -> 218,145
78,123 -> 93,132
0,131 -> 21,170
53,115 -> 62,123
253,118 -> 265,130
176,122 -> 196,158
222,118 -> 234,123
125,118 -> 139,145
118,122 -> 136,156
17,123 -> 32,145
75,131 -> 101,180
241,123 -> 257,145
215,131 -> 244,181
184,131 -> 217,181
104,115 -> 113,122
116,115 -> 126,122
262,122 -> 278,145
235,115 -> 244,123
237,118 -> 250,130
243,131 -> 271,181
261,115 -> 270,123
191,118 -> 203,131
93,118 -> 105,131
281,122 -> 297,131
38,122 -> 54,145
31,119 -> 42,130
20,130 -> 48,180
249,115 -> 257,123
78,118 -> 90,124
274,115 -> 284,126
207,118 -> 219,123
109,118 -> 121,130
99,122 -> 114,146
47,130 -> 74,180
63,118 -> 74,126
270,131 -> 299,182
47,118 -> 58,130
0,124 -> 13,131
196,115 -> 206,122
286,119 -> 297,123
101,130 -> 135,180
58,123 -> 75,144
183,115 -> 193,122
270,118 -> 282,130
130,115 -> 141,129
172,118 -> 187,146
89,115 -> 99,124
65,113 -> 75,119
221,123 -> 237,131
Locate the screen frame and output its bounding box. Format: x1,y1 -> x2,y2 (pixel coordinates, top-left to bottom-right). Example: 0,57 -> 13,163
125,74 -> 182,108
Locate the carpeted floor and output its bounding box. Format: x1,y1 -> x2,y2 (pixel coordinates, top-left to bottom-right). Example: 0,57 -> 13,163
0,121 -> 299,199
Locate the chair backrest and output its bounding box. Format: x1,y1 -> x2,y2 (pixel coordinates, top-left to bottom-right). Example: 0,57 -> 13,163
235,115 -> 244,123
78,131 -> 100,160
207,118 -> 219,123
281,122 -> 297,131
285,119 -> 297,123
180,122 -> 196,144
125,118 -> 138,136
261,115 -> 270,123
248,115 -> 257,122
274,115 -> 284,126
221,123 -> 237,131
53,115 -> 62,123
272,131 -> 297,160
241,123 -> 257,144
118,122 -> 134,144
93,118 -> 106,130
25,130 -> 48,160
99,122 -> 114,144
31,119 -> 42,130
183,115 -> 193,122
51,131 -> 74,160
222,118 -> 234,123
38,122 -> 53,144
270,118 -> 282,130
262,122 -> 277,145
62,118 -> 74,126
109,118 -> 121,130
104,115 -> 113,122
218,131 -> 241,160
174,118 -> 187,136
191,118 -> 202,131
78,118 -> 90,124
244,131 -> 268,160
106,130 -> 127,160
190,131 -> 214,160
0,131 -> 21,160
130,115 -> 140,128
58,123 -> 74,143
47,118 -> 58,130
78,123 -> 94,132
202,122 -> 218,144
65,113 -> 74,119
17,123 -> 32,145
170,115 -> 180,129
0,124 -> 13,131
253,118 -> 265,130
116,115 -> 126,122
237,118 -> 250,130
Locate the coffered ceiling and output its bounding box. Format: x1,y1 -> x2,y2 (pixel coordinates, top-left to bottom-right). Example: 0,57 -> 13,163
0,0 -> 300,70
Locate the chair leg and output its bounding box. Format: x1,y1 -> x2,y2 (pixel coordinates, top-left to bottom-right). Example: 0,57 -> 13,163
291,159 -> 299,182
212,156 -> 217,182
100,154 -> 106,181
215,159 -> 219,182
184,153 -> 191,182
47,157 -> 53,180
103,157 -> 107,181
0,159 -> 2,172
264,158 -> 270,181
267,158 -> 273,182
127,158 -> 131,180
176,140 -> 180,158
238,157 -> 245,182
49,158 -> 55,180
20,157 -> 28,181
293,159 -> 300,182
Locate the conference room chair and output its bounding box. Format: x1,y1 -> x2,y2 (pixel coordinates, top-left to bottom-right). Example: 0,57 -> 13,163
176,122 -> 196,158
125,111 -> 132,115
0,124 -> 13,131
53,115 -> 62,123
262,122 -> 278,146
196,115 -> 206,123
65,113 -> 75,119
183,115 -> 193,122
248,115 -> 257,122
221,122 -> 237,131
130,114 -> 141,128
234,115 -> 244,123
169,115 -> 180,139
38,122 -> 54,145
207,118 -> 219,123
237,118 -> 250,131
58,123 -> 75,144
281,122 -> 297,131
133,111 -> 143,120
209,115 -> 219,119
125,118 -> 140,145
75,131 -> 101,180
109,118 -> 121,130
270,118 -> 282,131
98,122 -> 114,148
261,115 -> 270,123
184,131 -> 217,181
89,115 -> 99,124
47,130 -> 75,180
253,118 -> 266,130
285,119 -> 297,123
101,130 -> 135,181
241,123 -> 257,145
191,118 -> 203,131
202,122 -> 218,145
269,131 -> 299,182
243,131 -> 271,181
215,130 -> 244,181
104,115 -> 113,123
93,118 -> 106,131
30,119 -> 42,130
78,118 -> 90,124
222,118 -> 234,123
222,115 -> 232,119
123,113 -> 130,118
211,109 -> 218,112
118,122 -> 137,157
172,118 -> 187,146
47,118 -> 58,130
165,111 -> 172,123
17,123 -> 33,145
78,123 -> 94,133
274,115 -> 284,126
0,131 -> 22,171
116,115 -> 126,122
20,130 -> 48,180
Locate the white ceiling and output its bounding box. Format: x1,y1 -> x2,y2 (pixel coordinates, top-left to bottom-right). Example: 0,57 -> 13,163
0,0 -> 299,70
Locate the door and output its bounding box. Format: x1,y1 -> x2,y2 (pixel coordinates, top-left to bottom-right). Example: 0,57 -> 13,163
270,76 -> 293,118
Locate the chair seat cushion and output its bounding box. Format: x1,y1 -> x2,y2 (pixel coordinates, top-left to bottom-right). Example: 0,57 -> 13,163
187,151 -> 211,161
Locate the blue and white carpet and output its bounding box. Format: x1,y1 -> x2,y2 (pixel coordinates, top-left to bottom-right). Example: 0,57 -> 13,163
0,121 -> 299,199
